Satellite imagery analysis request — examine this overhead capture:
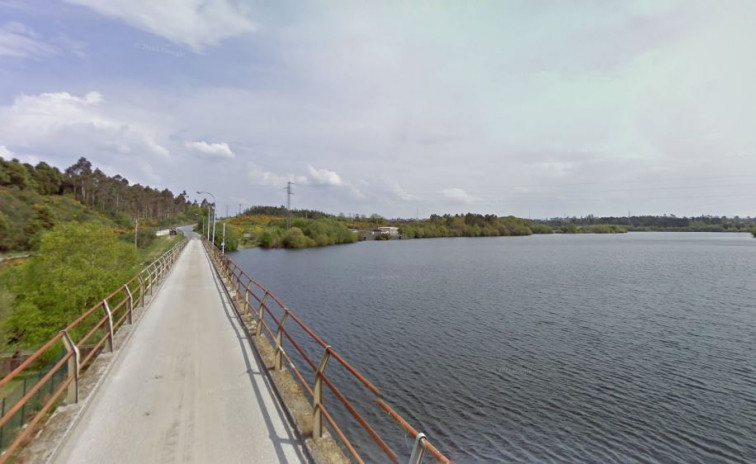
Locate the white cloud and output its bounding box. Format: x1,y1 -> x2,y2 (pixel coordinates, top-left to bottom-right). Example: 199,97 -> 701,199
386,180 -> 418,201
305,165 -> 366,199
0,22 -> 56,59
65,0 -> 256,52
306,165 -> 343,186
247,163 -> 305,187
441,188 -> 475,204
0,145 -> 13,159
0,145 -> 40,164
185,140 -> 234,159
0,91 -> 170,158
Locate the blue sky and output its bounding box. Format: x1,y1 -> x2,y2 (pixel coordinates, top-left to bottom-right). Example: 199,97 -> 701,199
1,0 -> 755,218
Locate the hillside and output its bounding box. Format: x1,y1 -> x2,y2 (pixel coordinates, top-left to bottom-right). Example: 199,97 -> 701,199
0,156 -> 203,253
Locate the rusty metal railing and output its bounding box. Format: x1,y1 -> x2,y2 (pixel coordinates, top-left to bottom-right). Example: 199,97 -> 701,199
0,238 -> 187,462
203,240 -> 454,464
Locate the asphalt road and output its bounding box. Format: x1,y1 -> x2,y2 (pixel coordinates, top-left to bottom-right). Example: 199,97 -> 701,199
51,237 -> 307,464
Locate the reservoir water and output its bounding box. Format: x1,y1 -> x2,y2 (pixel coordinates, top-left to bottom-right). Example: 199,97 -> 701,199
231,232 -> 756,463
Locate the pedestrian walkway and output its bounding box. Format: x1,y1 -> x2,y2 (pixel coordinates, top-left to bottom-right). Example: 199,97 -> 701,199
51,238 -> 307,464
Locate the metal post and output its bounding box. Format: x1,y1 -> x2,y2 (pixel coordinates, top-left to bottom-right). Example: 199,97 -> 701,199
0,396 -> 5,447
61,330 -> 80,404
146,269 -> 154,295
102,300 -> 114,352
244,285 -> 251,314
256,292 -> 269,336
137,274 -> 145,307
409,433 -> 428,464
222,222 -> 226,254
20,378 -> 27,422
313,346 -> 332,439
124,284 -> 134,324
275,311 -> 290,371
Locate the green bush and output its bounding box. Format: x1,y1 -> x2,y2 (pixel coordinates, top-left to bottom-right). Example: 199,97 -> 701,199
2,223 -> 138,348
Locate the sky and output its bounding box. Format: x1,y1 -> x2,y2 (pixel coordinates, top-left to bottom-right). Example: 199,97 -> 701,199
0,0 -> 754,219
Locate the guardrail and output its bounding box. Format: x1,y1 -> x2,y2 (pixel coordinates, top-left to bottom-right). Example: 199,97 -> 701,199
0,238 -> 187,463
204,240 -> 454,464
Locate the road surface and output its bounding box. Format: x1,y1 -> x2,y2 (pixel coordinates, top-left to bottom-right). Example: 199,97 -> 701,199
51,237 -> 307,464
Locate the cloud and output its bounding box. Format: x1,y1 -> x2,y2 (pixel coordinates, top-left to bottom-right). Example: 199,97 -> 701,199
0,22 -> 56,59
247,163 -> 305,187
441,188 -> 475,204
305,165 -> 365,199
0,145 -> 13,159
0,91 -> 170,159
0,145 -> 41,164
65,0 -> 256,52
385,179 -> 418,201
185,140 -> 234,159
306,165 -> 343,186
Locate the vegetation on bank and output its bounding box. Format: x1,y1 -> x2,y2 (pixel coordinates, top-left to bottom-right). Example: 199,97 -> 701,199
537,214 -> 755,233
400,214 -> 535,238
218,214 -> 357,249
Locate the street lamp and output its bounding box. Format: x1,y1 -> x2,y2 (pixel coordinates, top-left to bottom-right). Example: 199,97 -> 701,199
196,190 -> 216,245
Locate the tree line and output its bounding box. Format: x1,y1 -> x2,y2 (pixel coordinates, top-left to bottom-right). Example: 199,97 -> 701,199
1,156 -> 192,222
537,215 -> 756,232
1,156 -> 199,251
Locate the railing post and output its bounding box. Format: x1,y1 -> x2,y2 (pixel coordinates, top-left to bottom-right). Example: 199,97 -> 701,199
244,284 -> 251,314
124,284 -> 134,324
0,396 -> 4,447
312,346 -> 332,439
148,268 -> 155,295
409,433 -> 428,464
255,291 -> 269,336
102,300 -> 114,352
137,274 -> 145,307
60,330 -> 80,404
274,311 -> 290,371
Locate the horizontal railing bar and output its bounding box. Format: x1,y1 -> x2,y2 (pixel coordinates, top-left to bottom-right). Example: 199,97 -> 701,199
0,373 -> 74,464
285,312 -> 328,349
378,400 -> 453,464
327,349 -> 383,397
0,332 -> 64,390
322,373 -> 398,463
281,327 -> 318,372
279,350 -> 314,398
321,404 -> 366,464
80,333 -> 108,367
0,351 -> 71,429
76,314 -> 109,348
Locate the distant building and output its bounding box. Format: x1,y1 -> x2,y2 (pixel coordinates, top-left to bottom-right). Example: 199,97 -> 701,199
374,226 -> 399,236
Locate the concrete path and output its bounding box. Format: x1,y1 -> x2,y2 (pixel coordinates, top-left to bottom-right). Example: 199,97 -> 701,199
51,238 -> 307,464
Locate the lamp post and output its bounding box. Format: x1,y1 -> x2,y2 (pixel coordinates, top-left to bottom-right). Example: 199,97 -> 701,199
196,190 -> 216,245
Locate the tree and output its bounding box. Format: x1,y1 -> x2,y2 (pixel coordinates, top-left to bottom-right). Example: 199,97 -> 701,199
0,159 -> 32,189
2,223 -> 138,347
32,162 -> 64,195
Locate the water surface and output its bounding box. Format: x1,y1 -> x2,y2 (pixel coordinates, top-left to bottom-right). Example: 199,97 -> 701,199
232,233 -> 756,463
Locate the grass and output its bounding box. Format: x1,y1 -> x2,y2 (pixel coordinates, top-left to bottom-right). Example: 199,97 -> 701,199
135,235 -> 182,269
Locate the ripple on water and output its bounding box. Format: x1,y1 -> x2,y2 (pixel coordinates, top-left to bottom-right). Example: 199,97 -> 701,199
232,233 -> 756,463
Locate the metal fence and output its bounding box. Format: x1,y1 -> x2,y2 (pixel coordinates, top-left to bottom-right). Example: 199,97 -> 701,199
0,238 -> 187,463
204,240 -> 454,464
